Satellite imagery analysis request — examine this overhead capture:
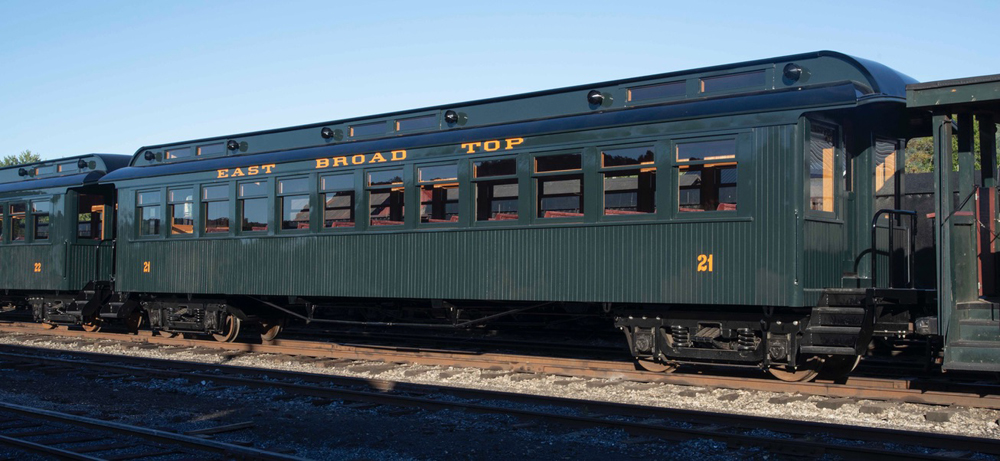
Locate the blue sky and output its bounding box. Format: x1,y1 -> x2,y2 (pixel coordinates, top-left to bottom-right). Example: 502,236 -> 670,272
1,1 -> 997,160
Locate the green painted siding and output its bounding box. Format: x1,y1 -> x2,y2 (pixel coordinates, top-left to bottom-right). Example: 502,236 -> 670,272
0,244 -> 66,291
66,242 -> 113,288
117,220 -> 798,305
803,220 -> 845,288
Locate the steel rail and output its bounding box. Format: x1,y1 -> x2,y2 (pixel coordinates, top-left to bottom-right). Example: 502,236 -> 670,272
0,347 -> 992,460
2,321 -> 999,410
0,401 -> 308,460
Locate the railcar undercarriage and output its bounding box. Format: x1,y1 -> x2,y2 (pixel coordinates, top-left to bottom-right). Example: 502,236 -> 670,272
615,288 -> 937,381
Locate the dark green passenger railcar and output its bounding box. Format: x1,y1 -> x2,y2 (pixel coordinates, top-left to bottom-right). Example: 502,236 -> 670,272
0,154 -> 130,328
99,51 -> 939,379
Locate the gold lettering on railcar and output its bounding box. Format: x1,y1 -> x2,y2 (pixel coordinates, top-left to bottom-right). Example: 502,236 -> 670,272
461,137 -> 523,154
696,254 -> 714,272
217,164 -> 276,179
314,150 -> 408,171
142,261 -> 151,273
33,262 -> 41,273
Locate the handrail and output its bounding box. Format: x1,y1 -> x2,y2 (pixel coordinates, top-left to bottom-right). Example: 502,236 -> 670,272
871,209 -> 917,289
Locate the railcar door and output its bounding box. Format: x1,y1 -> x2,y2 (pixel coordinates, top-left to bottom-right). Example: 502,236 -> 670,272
68,185 -> 117,285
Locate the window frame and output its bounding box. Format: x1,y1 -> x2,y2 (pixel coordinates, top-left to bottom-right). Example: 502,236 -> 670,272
136,189 -> 163,239
805,120 -> 842,219
350,121 -> 389,139
167,186 -> 196,238
319,172 -> 358,231
201,183 -> 232,237
276,175 -> 312,233
30,199 -> 51,242
470,155 -> 521,227
669,134 -> 742,219
238,179 -> 271,235
365,166 -> 407,229
598,144 -> 659,222
395,113 -> 439,133
531,151 -> 586,223
196,142 -> 227,158
625,80 -> 687,106
8,201 -> 27,244
417,161 -> 461,226
698,67 -> 770,95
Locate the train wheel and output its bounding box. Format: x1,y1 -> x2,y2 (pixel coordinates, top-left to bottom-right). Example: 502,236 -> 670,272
125,311 -> 144,335
212,313 -> 242,343
636,358 -> 677,373
767,356 -> 824,382
81,318 -> 102,333
258,318 -> 285,342
818,354 -> 861,381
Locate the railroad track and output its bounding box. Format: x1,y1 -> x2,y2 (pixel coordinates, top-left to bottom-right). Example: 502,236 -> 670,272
1,320 -> 998,410
281,325 -> 627,358
1,344 -> 996,460
0,400 -> 305,460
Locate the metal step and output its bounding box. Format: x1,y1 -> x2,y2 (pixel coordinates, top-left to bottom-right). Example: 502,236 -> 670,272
804,326 -> 862,335
944,340 -> 1000,372
811,307 -> 866,327
800,346 -> 857,355
957,319 -> 1000,342
957,301 -> 1000,321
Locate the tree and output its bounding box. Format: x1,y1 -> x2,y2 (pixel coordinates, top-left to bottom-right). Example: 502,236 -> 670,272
905,120 -> 999,173
1,150 -> 41,167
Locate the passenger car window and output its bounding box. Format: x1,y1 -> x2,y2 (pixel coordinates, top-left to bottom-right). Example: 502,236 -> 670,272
321,174 -> 355,228
202,185 -> 230,234
675,139 -> 737,212
31,201 -> 50,240
239,181 -> 268,232
168,188 -> 194,235
136,192 -> 161,236
809,125 -> 837,213
473,158 -> 518,222
535,154 -> 583,219
278,177 -> 310,230
601,146 -> 656,216
368,168 -> 404,227
419,164 -> 459,224
9,204 -> 24,241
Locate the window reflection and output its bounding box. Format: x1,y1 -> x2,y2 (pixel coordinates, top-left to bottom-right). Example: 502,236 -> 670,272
140,206 -> 160,236
675,139 -> 738,213
536,154 -> 583,219
240,181 -> 268,232
322,174 -> 354,228
678,165 -> 737,212
604,170 -> 656,215
136,193 -> 160,236
538,177 -> 583,218
809,125 -> 836,213
203,185 -> 229,234
419,164 -> 459,224
281,196 -> 310,230
474,158 -> 518,221
369,190 -> 404,226
169,188 -> 194,235
32,201 -> 50,240
204,201 -> 229,233
241,198 -> 268,232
